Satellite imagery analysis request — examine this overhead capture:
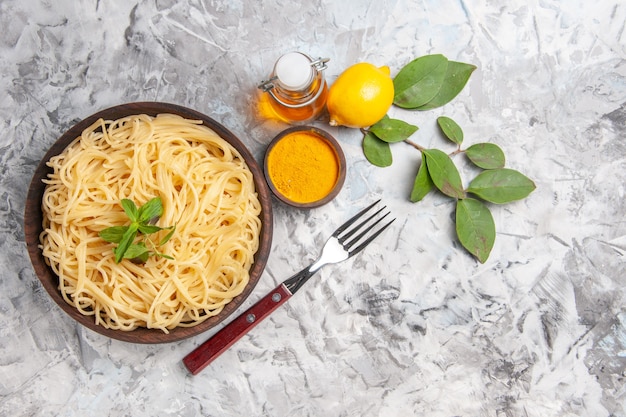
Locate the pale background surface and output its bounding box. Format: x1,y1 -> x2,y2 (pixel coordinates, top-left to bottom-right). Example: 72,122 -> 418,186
1,1 -> 625,416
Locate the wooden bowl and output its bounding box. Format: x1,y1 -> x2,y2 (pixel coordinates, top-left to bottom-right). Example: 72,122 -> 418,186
24,102 -> 273,343
264,126 -> 346,209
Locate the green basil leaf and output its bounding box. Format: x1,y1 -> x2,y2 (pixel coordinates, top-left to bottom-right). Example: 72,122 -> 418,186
465,143 -> 505,169
134,252 -> 151,263
138,224 -> 163,235
159,225 -> 177,246
114,223 -> 138,263
120,199 -> 139,222
370,116 -> 418,143
99,226 -> 128,243
124,243 -> 150,260
363,132 -> 392,167
138,197 -> 163,224
437,116 -> 463,145
410,158 -> 433,202
423,149 -> 465,199
102,197 -> 176,262
416,60 -> 477,110
467,168 -> 536,203
456,198 -> 495,263
393,54 -> 449,109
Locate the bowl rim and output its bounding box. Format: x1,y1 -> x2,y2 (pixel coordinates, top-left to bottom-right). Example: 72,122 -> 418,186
23,101 -> 273,344
263,125 -> 346,209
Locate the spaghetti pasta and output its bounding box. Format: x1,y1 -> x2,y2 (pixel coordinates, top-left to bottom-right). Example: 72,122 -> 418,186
40,113 -> 262,332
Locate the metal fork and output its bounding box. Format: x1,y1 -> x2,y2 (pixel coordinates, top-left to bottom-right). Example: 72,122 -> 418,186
183,200 -> 394,375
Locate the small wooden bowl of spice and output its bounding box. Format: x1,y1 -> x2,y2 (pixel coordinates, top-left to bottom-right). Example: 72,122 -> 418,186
264,126 -> 346,208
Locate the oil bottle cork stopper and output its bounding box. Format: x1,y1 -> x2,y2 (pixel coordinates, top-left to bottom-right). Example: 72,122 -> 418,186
275,52 -> 313,91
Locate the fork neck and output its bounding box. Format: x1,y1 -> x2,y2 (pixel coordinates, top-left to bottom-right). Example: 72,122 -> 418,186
309,259 -> 326,274
283,262 -> 324,294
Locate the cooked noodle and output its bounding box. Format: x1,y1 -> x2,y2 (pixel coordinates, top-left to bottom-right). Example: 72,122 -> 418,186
40,113 -> 262,332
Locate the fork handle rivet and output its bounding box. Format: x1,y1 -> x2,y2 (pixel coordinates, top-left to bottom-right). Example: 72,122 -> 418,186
272,293 -> 282,302
246,314 -> 256,323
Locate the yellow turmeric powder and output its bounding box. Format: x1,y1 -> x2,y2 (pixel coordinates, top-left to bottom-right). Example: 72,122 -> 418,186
266,131 -> 340,204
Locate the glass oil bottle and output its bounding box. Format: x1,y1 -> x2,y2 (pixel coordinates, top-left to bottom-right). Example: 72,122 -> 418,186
258,52 -> 329,123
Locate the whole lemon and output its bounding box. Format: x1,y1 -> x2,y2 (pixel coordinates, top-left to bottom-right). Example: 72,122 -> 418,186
327,63 -> 394,128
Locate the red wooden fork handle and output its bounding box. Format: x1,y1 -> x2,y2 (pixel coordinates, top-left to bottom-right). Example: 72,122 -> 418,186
182,283 -> 292,375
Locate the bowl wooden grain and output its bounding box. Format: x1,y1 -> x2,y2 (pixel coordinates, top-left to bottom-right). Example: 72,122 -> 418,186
263,126 -> 346,209
24,102 -> 273,344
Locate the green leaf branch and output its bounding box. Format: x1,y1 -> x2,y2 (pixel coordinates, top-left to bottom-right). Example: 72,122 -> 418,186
361,54 -> 536,263
99,197 -> 176,263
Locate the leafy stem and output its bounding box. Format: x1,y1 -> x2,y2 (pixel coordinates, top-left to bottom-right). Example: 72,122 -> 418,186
360,53 -> 536,263
404,138 -> 463,157
404,138 -> 423,152
99,197 -> 176,264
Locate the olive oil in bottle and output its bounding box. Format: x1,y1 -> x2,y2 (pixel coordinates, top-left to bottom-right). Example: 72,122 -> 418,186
258,52 -> 329,123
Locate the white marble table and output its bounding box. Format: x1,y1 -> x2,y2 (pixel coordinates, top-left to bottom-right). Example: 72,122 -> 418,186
1,1 -> 625,416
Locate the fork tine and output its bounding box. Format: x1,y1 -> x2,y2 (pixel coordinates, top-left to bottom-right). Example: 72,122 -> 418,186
334,200 -> 395,257
332,199 -> 381,237
338,206 -> 387,243
347,216 -> 395,257
343,210 -> 390,247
